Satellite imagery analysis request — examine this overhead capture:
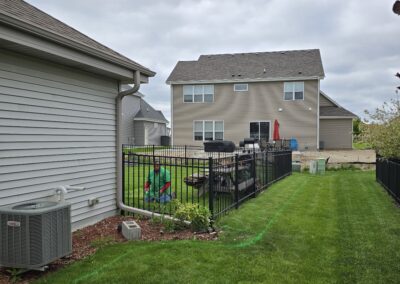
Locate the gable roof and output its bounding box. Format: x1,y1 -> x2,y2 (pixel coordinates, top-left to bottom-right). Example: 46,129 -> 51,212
320,91 -> 341,107
319,91 -> 358,118
134,98 -> 168,123
0,0 -> 155,76
167,49 -> 324,83
320,106 -> 358,118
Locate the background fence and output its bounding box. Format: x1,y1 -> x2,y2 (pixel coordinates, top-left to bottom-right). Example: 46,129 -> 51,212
376,156 -> 400,203
122,145 -> 292,219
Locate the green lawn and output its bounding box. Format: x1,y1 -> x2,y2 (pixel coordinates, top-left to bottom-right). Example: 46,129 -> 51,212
37,171 -> 400,284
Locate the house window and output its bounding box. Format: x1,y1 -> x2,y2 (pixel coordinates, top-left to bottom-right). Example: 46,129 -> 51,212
183,85 -> 193,102
284,82 -> 304,100
250,121 -> 270,140
183,85 -> 214,103
194,121 -> 203,140
234,84 -> 248,92
193,120 -> 224,141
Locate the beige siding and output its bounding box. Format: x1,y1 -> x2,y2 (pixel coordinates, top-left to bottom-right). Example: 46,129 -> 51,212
319,93 -> 336,107
319,119 -> 353,149
0,50 -> 118,230
172,80 -> 319,150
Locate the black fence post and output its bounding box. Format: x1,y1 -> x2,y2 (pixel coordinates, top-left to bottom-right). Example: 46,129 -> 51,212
185,145 -> 187,165
235,154 -> 239,209
152,144 -> 155,158
121,149 -> 125,216
252,151 -> 257,198
208,157 -> 214,219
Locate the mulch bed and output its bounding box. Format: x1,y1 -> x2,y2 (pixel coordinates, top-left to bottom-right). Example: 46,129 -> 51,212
0,215 -> 217,284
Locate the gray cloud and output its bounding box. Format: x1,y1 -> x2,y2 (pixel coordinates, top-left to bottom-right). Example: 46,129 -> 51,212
28,0 -> 400,121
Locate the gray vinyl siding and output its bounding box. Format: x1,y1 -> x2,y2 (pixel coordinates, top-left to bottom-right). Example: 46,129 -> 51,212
133,121 -> 145,145
144,121 -> 166,145
172,80 -> 319,150
319,119 -> 353,149
133,121 -> 167,145
0,50 -> 118,230
319,94 -> 335,107
121,95 -> 141,144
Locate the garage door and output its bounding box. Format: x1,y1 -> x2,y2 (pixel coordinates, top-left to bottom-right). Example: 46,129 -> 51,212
0,50 -> 118,229
320,119 -> 353,149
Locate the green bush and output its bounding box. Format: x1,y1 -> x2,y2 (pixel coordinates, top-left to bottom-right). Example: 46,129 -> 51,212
363,98 -> 400,159
172,200 -> 211,232
162,219 -> 176,233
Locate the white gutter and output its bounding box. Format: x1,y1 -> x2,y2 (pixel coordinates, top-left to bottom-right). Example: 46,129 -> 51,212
116,71 -> 186,222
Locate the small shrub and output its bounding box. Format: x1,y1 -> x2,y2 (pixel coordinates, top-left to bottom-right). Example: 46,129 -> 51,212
149,215 -> 162,226
173,200 -> 210,232
6,268 -> 22,284
162,219 -> 176,232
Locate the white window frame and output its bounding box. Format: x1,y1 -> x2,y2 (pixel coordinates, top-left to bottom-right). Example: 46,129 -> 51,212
183,85 -> 214,103
193,120 -> 224,141
249,121 -> 271,141
283,82 -> 304,101
234,83 -> 248,92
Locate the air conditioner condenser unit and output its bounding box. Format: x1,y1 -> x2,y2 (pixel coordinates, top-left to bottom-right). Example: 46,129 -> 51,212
0,201 -> 72,270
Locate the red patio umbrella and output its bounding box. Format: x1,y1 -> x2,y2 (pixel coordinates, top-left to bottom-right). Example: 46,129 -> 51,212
273,119 -> 280,141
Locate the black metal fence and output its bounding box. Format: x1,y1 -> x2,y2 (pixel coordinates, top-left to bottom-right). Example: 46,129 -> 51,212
122,145 -> 292,219
376,156 -> 400,203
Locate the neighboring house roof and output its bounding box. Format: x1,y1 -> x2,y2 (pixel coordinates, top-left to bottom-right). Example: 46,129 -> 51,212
319,91 -> 358,118
320,106 -> 358,118
134,98 -> 168,123
167,49 -> 325,83
0,0 -> 155,76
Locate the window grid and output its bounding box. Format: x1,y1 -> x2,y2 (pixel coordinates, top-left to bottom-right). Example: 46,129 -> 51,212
193,120 -> 224,141
283,82 -> 304,100
183,85 -> 214,103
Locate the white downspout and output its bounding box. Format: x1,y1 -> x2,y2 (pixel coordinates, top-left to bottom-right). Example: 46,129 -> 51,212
116,71 -> 186,222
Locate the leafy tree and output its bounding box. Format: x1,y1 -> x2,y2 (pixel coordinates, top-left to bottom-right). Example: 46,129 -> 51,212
353,118 -> 362,137
363,98 -> 400,158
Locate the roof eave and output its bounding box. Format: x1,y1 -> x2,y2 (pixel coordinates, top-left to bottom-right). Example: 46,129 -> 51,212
320,115 -> 358,119
0,13 -> 156,77
166,76 -> 323,85
133,117 -> 169,123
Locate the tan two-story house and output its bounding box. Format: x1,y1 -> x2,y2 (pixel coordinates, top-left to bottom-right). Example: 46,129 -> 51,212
167,49 -> 357,150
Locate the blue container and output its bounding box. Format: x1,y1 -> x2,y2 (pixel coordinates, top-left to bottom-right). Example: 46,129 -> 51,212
290,139 -> 298,151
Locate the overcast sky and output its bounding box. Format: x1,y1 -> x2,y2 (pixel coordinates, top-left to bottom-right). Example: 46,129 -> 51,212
28,0 -> 399,122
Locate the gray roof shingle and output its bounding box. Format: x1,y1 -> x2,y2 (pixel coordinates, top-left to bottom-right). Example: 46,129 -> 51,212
134,99 -> 168,123
0,0 -> 155,76
320,106 -> 357,118
167,49 -> 324,83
